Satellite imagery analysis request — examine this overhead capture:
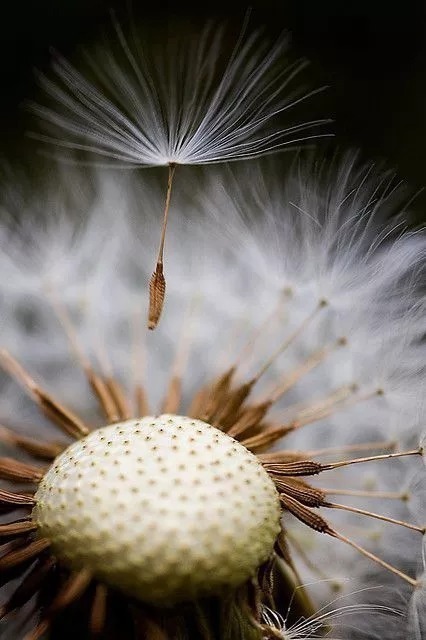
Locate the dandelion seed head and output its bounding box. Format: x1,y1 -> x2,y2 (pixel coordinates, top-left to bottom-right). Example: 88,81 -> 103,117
0,155 -> 424,638
34,415 -> 281,604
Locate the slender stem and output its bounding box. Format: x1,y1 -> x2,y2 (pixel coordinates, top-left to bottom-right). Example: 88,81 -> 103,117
156,163 -> 177,267
331,530 -> 417,586
254,300 -> 326,381
268,338 -> 346,404
322,488 -> 406,500
234,288 -> 290,370
323,449 -> 421,471
326,501 -> 425,533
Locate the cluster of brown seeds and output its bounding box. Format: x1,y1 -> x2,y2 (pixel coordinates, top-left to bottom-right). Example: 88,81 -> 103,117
0,296 -> 422,640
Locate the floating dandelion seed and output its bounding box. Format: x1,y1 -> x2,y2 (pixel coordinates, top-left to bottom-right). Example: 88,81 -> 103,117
30,17 -> 328,330
0,155 -> 424,639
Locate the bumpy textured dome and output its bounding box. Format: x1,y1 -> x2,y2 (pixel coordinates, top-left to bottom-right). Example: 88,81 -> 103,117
34,415 -> 281,604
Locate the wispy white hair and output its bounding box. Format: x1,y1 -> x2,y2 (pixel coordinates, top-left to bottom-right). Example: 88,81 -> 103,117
0,153 -> 424,638
30,17 -> 327,167
262,598 -> 405,638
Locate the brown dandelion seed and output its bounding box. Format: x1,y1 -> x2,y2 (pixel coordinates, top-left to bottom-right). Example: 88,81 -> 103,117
148,163 -> 176,330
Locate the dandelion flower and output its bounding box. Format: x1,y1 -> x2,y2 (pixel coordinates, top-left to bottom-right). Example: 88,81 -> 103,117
0,155 -> 424,639
30,17 -> 328,330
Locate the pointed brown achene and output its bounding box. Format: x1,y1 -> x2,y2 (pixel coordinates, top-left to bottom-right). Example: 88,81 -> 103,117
148,163 -> 177,331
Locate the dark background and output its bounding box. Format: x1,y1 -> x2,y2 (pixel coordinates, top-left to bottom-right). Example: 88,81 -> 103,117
1,0 -> 426,216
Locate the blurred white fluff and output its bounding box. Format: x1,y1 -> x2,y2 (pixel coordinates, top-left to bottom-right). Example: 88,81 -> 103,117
262,597 -> 405,638
0,153 -> 424,638
30,17 -> 326,166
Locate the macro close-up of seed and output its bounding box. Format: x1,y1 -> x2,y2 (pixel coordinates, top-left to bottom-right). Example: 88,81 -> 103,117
0,4 -> 425,640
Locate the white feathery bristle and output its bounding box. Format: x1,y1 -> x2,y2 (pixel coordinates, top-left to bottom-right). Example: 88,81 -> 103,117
30,18 -> 327,167
262,597 -> 405,639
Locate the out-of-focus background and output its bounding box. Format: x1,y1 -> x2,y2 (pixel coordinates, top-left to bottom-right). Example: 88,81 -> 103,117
1,0 -> 425,216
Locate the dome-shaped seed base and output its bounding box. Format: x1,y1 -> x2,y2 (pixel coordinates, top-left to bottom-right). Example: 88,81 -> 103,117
34,415 -> 281,604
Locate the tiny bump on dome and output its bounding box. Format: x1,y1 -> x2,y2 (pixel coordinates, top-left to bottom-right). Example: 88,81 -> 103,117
34,414 -> 281,605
